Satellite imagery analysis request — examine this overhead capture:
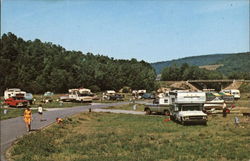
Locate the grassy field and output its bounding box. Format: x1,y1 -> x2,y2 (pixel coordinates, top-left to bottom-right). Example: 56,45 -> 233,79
0,108 -> 38,120
235,93 -> 250,108
104,103 -> 146,111
9,112 -> 250,161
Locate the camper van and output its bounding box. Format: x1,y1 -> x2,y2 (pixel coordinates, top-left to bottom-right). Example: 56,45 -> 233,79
169,91 -> 208,125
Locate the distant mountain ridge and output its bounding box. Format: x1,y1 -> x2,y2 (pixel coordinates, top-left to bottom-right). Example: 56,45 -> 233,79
151,52 -> 250,74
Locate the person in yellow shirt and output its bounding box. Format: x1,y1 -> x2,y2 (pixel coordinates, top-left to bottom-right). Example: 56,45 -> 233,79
24,107 -> 32,132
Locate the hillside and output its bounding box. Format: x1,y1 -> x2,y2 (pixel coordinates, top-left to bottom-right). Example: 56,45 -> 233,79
217,52 -> 250,74
151,52 -> 250,74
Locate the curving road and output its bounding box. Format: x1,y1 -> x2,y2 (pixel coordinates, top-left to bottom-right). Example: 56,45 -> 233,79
0,102 -> 130,161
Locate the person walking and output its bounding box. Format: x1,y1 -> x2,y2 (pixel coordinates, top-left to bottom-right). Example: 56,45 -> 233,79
38,104 -> 43,121
23,107 -> 32,132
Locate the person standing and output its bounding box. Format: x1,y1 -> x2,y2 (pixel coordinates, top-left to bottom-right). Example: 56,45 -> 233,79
24,107 -> 32,132
38,104 -> 43,121
234,116 -> 240,127
222,102 -> 227,117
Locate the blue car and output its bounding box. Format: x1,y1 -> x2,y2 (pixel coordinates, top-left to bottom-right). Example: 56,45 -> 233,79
25,93 -> 33,104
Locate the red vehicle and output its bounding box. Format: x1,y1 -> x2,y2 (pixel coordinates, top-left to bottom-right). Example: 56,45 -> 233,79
4,96 -> 29,107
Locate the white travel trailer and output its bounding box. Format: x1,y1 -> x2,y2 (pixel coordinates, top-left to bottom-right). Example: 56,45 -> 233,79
68,88 -> 93,102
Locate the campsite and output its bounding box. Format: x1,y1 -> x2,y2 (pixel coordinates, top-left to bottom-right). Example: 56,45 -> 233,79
1,81 -> 250,161
1,0 -> 250,161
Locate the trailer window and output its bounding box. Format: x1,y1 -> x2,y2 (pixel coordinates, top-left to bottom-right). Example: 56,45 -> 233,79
79,93 -> 91,96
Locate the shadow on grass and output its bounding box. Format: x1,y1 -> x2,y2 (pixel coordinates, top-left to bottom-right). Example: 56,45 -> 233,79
168,117 -> 207,126
29,129 -> 40,132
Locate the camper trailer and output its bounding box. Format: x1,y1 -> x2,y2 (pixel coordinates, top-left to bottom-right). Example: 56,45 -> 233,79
68,88 -> 93,102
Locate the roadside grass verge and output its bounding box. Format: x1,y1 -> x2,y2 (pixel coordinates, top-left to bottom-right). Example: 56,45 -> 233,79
0,102 -> 89,120
104,103 -> 145,111
0,108 -> 37,120
9,112 -> 250,161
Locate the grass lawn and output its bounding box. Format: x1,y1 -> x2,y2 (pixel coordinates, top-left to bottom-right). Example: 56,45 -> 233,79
9,112 -> 250,161
0,108 -> 37,120
235,93 -> 250,108
104,103 -> 145,111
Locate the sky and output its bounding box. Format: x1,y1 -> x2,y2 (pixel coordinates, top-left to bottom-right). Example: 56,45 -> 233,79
2,0 -> 249,63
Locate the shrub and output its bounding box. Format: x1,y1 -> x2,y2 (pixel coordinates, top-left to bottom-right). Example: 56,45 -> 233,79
239,82 -> 250,93
121,86 -> 131,93
88,85 -> 101,93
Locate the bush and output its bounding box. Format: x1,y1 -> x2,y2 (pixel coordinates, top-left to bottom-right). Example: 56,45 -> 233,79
88,85 -> 101,93
239,82 -> 250,93
121,86 -> 131,93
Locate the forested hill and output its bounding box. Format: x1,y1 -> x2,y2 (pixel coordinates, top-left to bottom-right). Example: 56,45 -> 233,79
0,33 -> 157,94
151,52 -> 250,74
216,52 -> 250,74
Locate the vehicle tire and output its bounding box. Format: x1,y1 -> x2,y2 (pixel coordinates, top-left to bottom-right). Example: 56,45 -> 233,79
164,110 -> 170,116
181,118 -> 185,125
145,108 -> 151,115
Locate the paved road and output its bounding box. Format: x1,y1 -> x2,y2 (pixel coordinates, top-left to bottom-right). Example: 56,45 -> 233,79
0,102 -> 130,161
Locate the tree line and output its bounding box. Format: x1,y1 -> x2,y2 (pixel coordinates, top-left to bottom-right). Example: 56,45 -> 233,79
161,63 -> 223,81
0,33 -> 157,94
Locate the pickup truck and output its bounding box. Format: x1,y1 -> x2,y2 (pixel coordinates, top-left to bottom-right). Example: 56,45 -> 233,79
170,103 -> 208,125
144,104 -> 170,115
4,97 -> 29,107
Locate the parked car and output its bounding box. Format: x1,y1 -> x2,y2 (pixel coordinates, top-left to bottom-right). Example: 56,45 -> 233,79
44,91 -> 54,97
109,94 -> 124,101
142,93 -> 155,99
4,97 -> 29,107
25,93 -> 33,104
